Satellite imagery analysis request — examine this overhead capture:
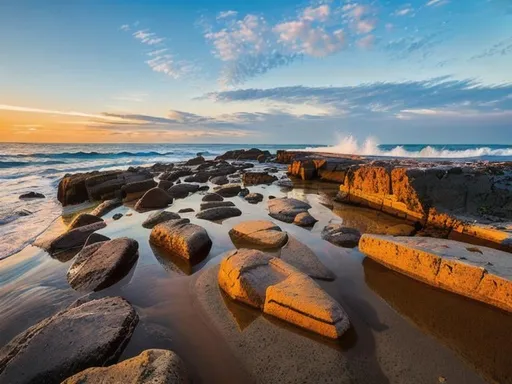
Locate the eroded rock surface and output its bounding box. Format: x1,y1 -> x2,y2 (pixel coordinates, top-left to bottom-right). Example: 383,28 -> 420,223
229,220 -> 288,249
196,207 -> 242,221
214,184 -> 242,197
202,193 -> 224,202
49,221 -> 107,253
242,172 -> 277,186
268,198 -> 311,223
167,183 -> 200,199
200,201 -> 235,210
90,198 -> 122,217
245,192 -> 263,204
134,188 -> 173,212
142,211 -> 181,229
0,297 -> 139,384
121,179 -> 157,202
321,224 -> 361,248
218,249 -> 350,338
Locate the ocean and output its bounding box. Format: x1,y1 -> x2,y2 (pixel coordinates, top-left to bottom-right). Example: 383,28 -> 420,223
1,140 -> 511,260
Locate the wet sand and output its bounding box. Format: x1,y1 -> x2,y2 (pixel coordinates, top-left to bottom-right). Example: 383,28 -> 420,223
0,176 -> 511,383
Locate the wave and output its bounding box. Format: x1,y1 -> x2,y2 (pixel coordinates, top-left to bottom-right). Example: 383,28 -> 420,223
0,160 -> 67,169
303,135 -> 512,159
0,150 -> 218,160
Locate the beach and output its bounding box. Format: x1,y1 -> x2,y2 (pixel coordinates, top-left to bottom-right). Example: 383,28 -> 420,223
0,145 -> 511,383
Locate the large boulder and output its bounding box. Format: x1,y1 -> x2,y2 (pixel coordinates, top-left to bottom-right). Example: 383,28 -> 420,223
134,188 -> 173,212
218,249 -> 350,339
90,198 -> 122,217
202,193 -> 224,202
186,155 -> 205,166
229,220 -> 288,249
150,221 -> 212,263
321,224 -> 361,248
142,211 -> 181,229
68,213 -> 104,230
0,297 -> 138,384
62,349 -> 189,384
121,179 -> 157,202
157,179 -> 174,190
214,184 -> 242,197
216,148 -> 271,161
359,235 -> 512,313
200,201 -> 235,210
210,175 -> 229,185
167,183 -> 199,199
49,221 -> 107,253
242,172 -> 277,186
196,207 -> 242,221
268,198 -> 311,223
67,238 -> 139,292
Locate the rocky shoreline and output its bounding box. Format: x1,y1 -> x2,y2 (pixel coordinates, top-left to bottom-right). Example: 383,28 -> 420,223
0,147 -> 511,383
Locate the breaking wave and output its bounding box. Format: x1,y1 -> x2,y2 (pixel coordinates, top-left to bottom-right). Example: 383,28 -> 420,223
304,135 -> 512,159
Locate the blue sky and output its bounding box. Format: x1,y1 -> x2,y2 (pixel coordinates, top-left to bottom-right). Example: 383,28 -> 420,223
0,0 -> 511,143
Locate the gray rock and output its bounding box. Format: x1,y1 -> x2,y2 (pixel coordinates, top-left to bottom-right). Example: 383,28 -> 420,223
214,184 -> 242,197
90,198 -> 122,217
84,233 -> 110,247
19,191 -> 45,199
198,185 -> 210,192
245,193 -> 263,204
184,173 -> 209,183
210,175 -> 229,185
196,207 -> 242,221
178,208 -> 195,213
67,238 -> 139,292
0,297 -> 139,384
142,211 -> 181,229
238,188 -> 250,197
112,213 -> 123,221
68,213 -> 104,230
62,349 -> 189,384
293,212 -> 318,227
167,183 -> 199,199
185,156 -> 205,165
157,179 -> 174,190
280,237 -> 335,280
134,188 -> 173,212
200,201 -> 235,210
268,198 -> 311,223
121,179 -> 157,201
321,224 -> 361,248
202,193 -> 224,202
50,221 -> 107,253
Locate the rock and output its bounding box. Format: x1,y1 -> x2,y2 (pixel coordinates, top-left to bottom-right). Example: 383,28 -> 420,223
84,233 -> 110,247
210,175 -> 229,185
112,213 -> 123,221
386,224 -> 416,236
178,208 -> 195,213
186,155 -> 205,165
85,170 -> 153,202
280,237 -> 335,280
50,221 -> 107,253
150,221 -> 212,263
293,212 -> 318,227
268,195 -> 276,200
202,193 -> 224,202
196,207 -> 242,221
321,224 -> 361,248
167,183 -> 199,199
184,173 -> 209,183
62,349 -> 189,384
0,297 -> 138,384
245,193 -> 263,204
67,238 -> 139,292
134,188 -> 173,212
257,154 -> 266,163
200,201 -> 236,210
238,188 -> 250,198
198,185 -> 209,192
214,183 -> 242,197
359,235 -> 512,312
215,148 -> 271,161
162,169 -> 193,182
268,198 -> 311,223
157,180 -> 174,190
142,211 -> 181,229
229,220 -> 288,249
276,177 -> 294,188
90,198 -> 122,217
242,172 -> 277,186
218,249 -> 350,339
19,191 -> 45,199
121,179 -> 157,202
68,213 -> 104,230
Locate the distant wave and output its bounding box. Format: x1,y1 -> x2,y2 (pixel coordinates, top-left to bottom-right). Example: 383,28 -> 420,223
0,150 -> 218,160
303,135 -> 512,159
0,160 -> 67,169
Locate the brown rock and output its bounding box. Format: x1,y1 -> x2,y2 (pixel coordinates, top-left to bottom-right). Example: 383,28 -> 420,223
167,183 -> 199,199
245,192 -> 264,204
321,224 -> 361,248
268,198 -> 311,223
214,184 -> 242,197
157,179 -> 174,190
69,213 -> 104,230
186,155 -> 205,165
229,220 -> 288,249
280,237 -> 335,280
134,188 -> 173,212
202,193 -> 224,202
90,198 -> 122,217
293,212 -> 318,227
50,221 -> 107,253
142,211 -> 181,229
121,179 -> 157,202
242,172 -> 277,186
196,207 -> 242,221
200,201 -> 235,210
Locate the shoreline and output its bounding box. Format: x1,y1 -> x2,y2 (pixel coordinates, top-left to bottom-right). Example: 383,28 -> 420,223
1,148 -> 511,383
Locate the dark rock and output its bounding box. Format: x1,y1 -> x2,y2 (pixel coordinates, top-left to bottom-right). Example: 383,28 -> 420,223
112,213 -> 123,221
321,224 -> 361,248
202,193 -> 224,202
198,185 -> 210,192
0,297 -> 138,384
142,211 -> 181,229
121,179 -> 157,201
268,198 -> 311,223
134,188 -> 173,212
200,201 -> 235,210
186,156 -> 205,166
167,183 -> 199,199
269,195 -> 276,200
19,191 -> 45,199
293,212 -> 318,227
50,222 -> 107,253
184,173 -> 209,183
90,199 -> 122,217
257,154 -> 266,163
68,214 -> 104,230
84,233 -> 110,247
238,188 -> 250,197
178,208 -> 195,213
210,175 -> 229,185
216,148 -> 271,161
196,207 -> 242,221
245,193 -> 264,204
242,172 -> 277,186
157,180 -> 174,190
162,169 -> 192,182
214,184 -> 242,197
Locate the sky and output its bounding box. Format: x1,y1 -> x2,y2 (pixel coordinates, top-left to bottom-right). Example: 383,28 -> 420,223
0,0 -> 511,144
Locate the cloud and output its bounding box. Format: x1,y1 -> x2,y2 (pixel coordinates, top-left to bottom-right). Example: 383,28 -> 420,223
203,77 -> 512,119
426,0 -> 449,6
120,24 -> 130,31
470,36 -> 512,60
0,104 -> 130,122
393,5 -> 414,17
133,29 -> 165,45
385,32 -> 443,61
217,10 -> 238,19
357,35 -> 375,49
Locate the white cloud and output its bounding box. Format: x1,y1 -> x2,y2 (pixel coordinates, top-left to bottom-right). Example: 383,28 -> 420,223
302,5 -> 330,22
426,0 -> 449,6
357,35 -> 375,49
217,10 -> 238,19
393,6 -> 414,17
355,19 -> 376,34
133,30 -> 165,45
120,24 -> 130,31
147,48 -> 168,56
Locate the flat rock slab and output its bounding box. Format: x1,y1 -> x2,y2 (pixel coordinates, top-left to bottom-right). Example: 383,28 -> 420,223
218,249 -> 350,339
268,198 -> 311,223
202,193 -> 224,202
68,213 -> 104,230
200,201 -> 235,210
49,221 -> 107,253
196,207 -> 242,221
229,220 -> 288,249
62,349 -> 189,384
167,183 -> 199,199
150,221 -> 212,263
321,224 -> 361,248
67,238 -> 139,292
359,235 -> 512,312
0,297 -> 139,384
280,237 -> 335,281
142,211 -> 181,229
214,184 -> 242,197
135,188 -> 173,212
90,198 -> 122,217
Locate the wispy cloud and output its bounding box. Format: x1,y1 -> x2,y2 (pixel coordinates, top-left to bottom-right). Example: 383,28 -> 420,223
133,29 -> 165,45
217,10 -> 238,20
393,5 -> 414,17
471,36 -> 512,60
426,0 -> 449,7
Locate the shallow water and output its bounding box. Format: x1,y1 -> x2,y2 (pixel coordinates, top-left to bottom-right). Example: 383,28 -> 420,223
1,175 -> 511,383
